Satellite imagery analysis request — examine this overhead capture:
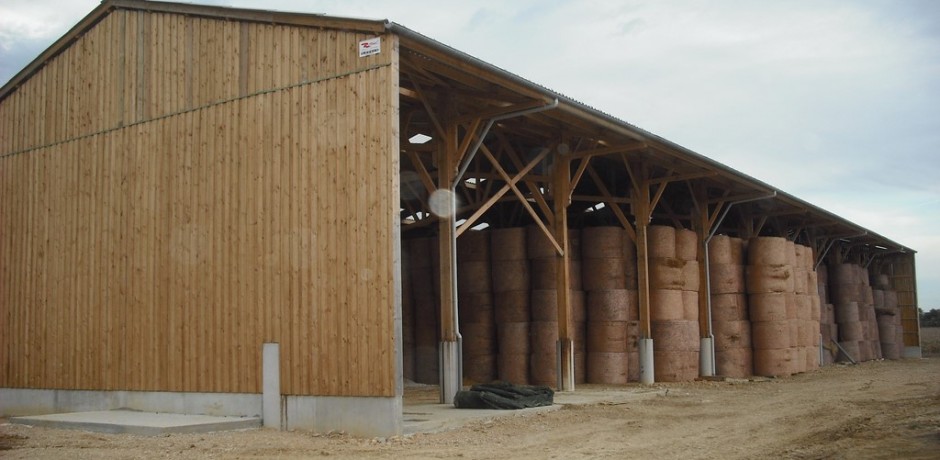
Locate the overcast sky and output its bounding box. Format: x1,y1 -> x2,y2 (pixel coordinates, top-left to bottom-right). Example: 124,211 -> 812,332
2,0 -> 939,310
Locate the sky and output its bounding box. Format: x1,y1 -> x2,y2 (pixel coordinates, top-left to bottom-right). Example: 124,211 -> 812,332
2,0 -> 939,310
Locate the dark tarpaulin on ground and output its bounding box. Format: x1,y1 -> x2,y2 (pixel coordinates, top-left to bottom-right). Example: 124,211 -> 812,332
453,382 -> 554,410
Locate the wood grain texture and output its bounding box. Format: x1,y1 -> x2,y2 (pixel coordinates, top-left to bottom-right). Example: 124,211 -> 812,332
1,8 -> 397,397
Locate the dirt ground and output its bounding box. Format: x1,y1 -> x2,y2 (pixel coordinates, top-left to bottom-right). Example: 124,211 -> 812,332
2,357 -> 938,459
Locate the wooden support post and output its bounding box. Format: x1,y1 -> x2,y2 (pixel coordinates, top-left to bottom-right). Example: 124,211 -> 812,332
438,123 -> 460,404
634,163 -> 654,384
694,184 -> 715,377
553,154 -> 575,391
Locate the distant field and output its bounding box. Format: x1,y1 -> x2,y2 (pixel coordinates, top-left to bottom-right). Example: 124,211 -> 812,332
921,327 -> 940,356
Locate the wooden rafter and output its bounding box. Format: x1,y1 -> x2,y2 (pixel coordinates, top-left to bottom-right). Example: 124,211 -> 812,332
496,132 -> 554,226
456,146 -> 554,244
586,164 -> 635,239
405,151 -> 436,194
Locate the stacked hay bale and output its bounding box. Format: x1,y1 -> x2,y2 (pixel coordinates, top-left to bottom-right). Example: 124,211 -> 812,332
830,263 -> 879,362
457,231 -> 497,383
407,237 -> 440,384
649,226 -> 700,382
792,244 -> 821,372
708,235 -> 752,378
582,226 -> 632,384
526,226 -> 586,386
816,264 -> 839,365
621,233 -> 640,381
871,273 -> 902,360
491,228 -> 531,384
747,237 -> 796,377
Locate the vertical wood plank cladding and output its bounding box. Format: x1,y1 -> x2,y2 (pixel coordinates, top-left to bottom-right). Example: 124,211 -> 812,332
1,23 -> 396,397
1,9 -> 388,157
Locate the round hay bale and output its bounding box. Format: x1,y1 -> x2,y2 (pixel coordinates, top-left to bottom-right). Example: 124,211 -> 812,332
587,289 -> 632,322
751,320 -> 791,349
575,350 -> 587,384
877,318 -> 897,342
792,268 -> 808,294
713,320 -> 752,350
463,354 -> 496,383
531,260 -> 584,290
528,260 -> 555,290
650,288 -> 684,321
581,257 -> 627,291
457,230 -> 490,262
828,283 -> 858,305
497,353 -> 529,384
836,340 -> 861,363
581,226 -> 625,259
586,352 -> 628,384
747,237 -> 789,266
715,347 -> 753,378
458,292 -> 493,323
653,350 -> 700,382
708,235 -> 734,265
839,321 -> 864,341
709,263 -> 745,294
526,225 -> 557,259
872,289 -> 885,309
675,228 -> 699,261
785,241 -> 797,268
622,233 -> 637,262
788,321 -> 801,350
711,293 -> 749,322
570,260 -> 583,290
830,263 -> 857,286
745,265 -> 795,294
650,320 -> 700,351
627,351 -> 639,382
458,260 -> 492,293
749,293 -> 790,322
461,322 -> 497,355
497,322 -> 531,354
491,260 -> 530,292
530,290 -> 558,322
415,345 -> 440,384
681,261 -> 701,292
873,273 -> 891,290
572,290 -> 587,322
530,351 -> 557,386
799,320 -> 818,347
682,290 -> 700,321
648,225 -> 677,258
650,257 -> 685,290
729,237 -> 745,265
625,320 -> 640,353
530,321 -> 559,354
587,321 -> 628,353
406,237 -> 433,269
494,290 -> 530,323
753,347 -> 794,377
490,227 -> 527,261
834,301 -> 860,324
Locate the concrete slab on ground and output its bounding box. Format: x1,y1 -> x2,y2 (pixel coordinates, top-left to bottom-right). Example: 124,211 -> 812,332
402,385 -> 666,435
9,410 -> 261,436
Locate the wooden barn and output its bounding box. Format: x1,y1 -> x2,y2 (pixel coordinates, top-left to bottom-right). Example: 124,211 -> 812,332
0,0 -> 921,436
